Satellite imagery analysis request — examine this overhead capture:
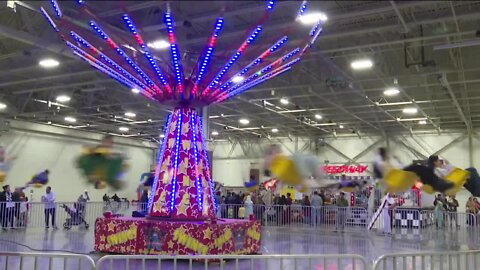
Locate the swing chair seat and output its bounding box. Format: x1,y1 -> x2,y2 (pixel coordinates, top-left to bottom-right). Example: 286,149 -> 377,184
384,169 -> 418,193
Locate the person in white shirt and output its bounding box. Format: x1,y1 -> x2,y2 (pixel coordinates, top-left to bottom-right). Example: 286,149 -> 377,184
41,186 -> 57,229
383,193 -> 397,235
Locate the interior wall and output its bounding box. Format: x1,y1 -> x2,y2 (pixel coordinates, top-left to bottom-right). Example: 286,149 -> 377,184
1,120 -> 155,202
211,133 -> 476,212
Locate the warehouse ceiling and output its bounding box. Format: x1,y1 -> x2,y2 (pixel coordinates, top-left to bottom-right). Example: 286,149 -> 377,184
0,1 -> 480,142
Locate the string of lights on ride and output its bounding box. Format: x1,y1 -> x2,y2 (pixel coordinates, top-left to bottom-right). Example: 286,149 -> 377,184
193,17 -> 224,96
214,47 -> 300,100
216,35 -> 288,92
198,117 -> 218,211
49,0 -> 62,18
40,7 -> 58,32
170,112 -> 183,212
122,14 -> 172,94
89,21 -> 163,95
68,31 -> 156,98
148,114 -> 173,212
204,25 -> 263,97
190,111 -> 203,211
164,13 -> 185,94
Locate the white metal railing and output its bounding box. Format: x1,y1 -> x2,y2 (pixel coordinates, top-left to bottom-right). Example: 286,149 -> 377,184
0,201 -> 477,231
372,251 -> 480,270
96,254 -> 368,270
0,252 -> 95,270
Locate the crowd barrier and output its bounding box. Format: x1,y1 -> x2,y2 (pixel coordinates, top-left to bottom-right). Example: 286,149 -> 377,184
2,251 -> 480,270
0,202 -> 477,231
0,251 -> 95,270
95,254 -> 368,270
372,250 -> 480,270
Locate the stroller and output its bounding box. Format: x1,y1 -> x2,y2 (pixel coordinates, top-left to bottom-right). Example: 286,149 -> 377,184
61,203 -> 89,230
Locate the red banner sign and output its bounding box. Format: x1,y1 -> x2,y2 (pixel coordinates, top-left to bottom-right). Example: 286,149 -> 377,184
322,165 -> 368,174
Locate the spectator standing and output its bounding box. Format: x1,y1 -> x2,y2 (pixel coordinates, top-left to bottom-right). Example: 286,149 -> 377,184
466,196 -> 478,226
335,192 -> 349,232
383,193 -> 397,235
42,186 -> 57,229
434,194 -> 445,228
0,185 -> 15,229
302,195 -> 311,224
244,195 -> 253,219
447,195 -> 459,228
311,191 -> 323,226
18,197 -> 29,227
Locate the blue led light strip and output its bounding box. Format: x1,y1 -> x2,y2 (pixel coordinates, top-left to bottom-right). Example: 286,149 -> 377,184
122,14 -> 172,95
198,116 -> 217,212
89,21 -> 163,95
266,0 -> 275,10
66,41 -> 155,99
216,58 -> 300,103
205,25 -> 263,97
164,13 -> 185,94
216,36 -> 289,94
194,17 -> 224,96
218,47 -> 300,99
50,0 -> 62,18
147,114 -> 173,212
40,7 -> 59,32
69,31 -> 155,97
297,1 -> 307,17
170,111 -> 183,212
190,110 -> 203,212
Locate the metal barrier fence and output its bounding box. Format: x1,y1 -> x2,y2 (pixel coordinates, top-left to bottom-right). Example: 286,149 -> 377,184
0,252 -> 95,270
372,250 -> 480,270
96,254 -> 368,270
0,201 -> 477,231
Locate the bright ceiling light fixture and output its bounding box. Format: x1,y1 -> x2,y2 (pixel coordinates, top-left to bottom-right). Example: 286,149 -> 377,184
239,118 -> 250,125
64,116 -> 76,123
383,87 -> 400,96
271,128 -> 279,133
339,124 -> 344,129
124,112 -> 136,118
211,131 -> 219,136
402,107 -> 418,114
119,127 -> 129,132
39,58 -> 60,68
280,97 -> 289,105
314,114 -> 322,120
131,88 -> 140,94
147,39 -> 170,50
418,120 -> 427,125
55,95 -> 71,103
350,59 -> 373,70
232,76 -> 244,83
297,12 -> 328,24
0,103 -> 7,110
159,134 -> 165,138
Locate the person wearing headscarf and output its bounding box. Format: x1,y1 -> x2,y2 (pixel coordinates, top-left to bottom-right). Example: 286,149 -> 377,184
244,195 -> 253,220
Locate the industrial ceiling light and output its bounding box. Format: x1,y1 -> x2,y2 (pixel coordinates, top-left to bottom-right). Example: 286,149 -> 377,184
314,114 -> 322,120
271,128 -> 279,133
147,39 -> 170,50
239,118 -> 250,125
280,97 -> 289,105
339,124 -> 344,129
124,112 -> 136,118
418,120 -> 427,125
39,58 -> 60,68
402,107 -> 418,114
0,103 -> 6,110
297,12 -> 328,24
231,76 -> 244,83
159,134 -> 165,138
131,88 -> 140,94
55,95 -> 71,103
119,127 -> 129,132
211,131 -> 219,136
350,59 -> 373,70
64,116 -> 76,123
383,87 -> 400,96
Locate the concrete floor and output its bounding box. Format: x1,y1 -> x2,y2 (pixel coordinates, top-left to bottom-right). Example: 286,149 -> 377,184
0,226 -> 478,270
